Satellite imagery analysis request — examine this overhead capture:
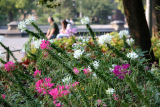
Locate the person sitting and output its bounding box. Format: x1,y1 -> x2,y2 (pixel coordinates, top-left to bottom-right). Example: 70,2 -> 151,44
46,17 -> 59,39
56,20 -> 69,38
57,20 -> 77,39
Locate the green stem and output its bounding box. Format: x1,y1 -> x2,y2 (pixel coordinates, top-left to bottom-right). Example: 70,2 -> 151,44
25,29 -> 40,39
48,50 -> 83,82
0,58 -> 6,64
31,23 -> 46,39
0,98 -> 11,107
125,75 -> 149,106
0,42 -> 18,63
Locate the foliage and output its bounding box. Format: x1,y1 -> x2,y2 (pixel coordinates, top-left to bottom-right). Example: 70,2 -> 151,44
79,0 -> 115,24
0,0 -> 116,25
114,0 -> 124,13
152,35 -> 160,64
37,0 -> 115,23
37,0 -> 61,8
0,18 -> 160,106
0,0 -> 36,25
115,0 -> 146,14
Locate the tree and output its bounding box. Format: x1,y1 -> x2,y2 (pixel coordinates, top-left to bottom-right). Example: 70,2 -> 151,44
114,0 -> 124,13
35,0 -> 79,24
37,0 -> 115,24
36,0 -> 79,22
122,0 -> 155,61
15,0 -> 36,19
115,0 -> 146,14
0,0 -> 35,25
0,0 -> 18,23
154,0 -> 160,33
37,0 -> 61,8
79,0 -> 114,24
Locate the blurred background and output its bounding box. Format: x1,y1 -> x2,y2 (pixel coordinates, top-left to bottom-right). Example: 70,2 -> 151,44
0,0 -> 125,25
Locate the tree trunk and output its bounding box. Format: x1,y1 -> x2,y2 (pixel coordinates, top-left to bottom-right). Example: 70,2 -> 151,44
154,0 -> 160,33
152,0 -> 158,35
8,11 -> 14,22
122,0 -> 155,61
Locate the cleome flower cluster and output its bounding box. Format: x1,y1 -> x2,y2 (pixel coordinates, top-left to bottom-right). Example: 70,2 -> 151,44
81,16 -> 90,25
34,69 -> 79,106
4,61 -> 15,72
35,78 -> 54,95
40,40 -> 51,50
1,17 -> 158,106
73,67 -> 92,75
18,16 -> 36,32
112,64 -> 132,79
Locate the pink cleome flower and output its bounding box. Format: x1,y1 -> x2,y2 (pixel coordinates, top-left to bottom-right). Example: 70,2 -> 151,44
113,93 -> 119,101
97,99 -> 102,106
72,82 -> 79,87
55,103 -> 61,107
40,40 -> 50,50
65,84 -> 70,90
4,61 -> 15,72
53,100 -> 63,107
33,70 -> 41,77
113,64 -> 131,79
73,68 -> 80,75
1,94 -> 6,99
35,78 -> 54,95
83,68 -> 90,75
49,85 -> 70,100
49,82 -> 79,100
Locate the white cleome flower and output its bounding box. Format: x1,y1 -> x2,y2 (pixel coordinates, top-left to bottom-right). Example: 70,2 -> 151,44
73,49 -> 84,59
81,16 -> 90,24
126,38 -> 134,46
25,16 -> 36,25
21,47 -> 26,53
92,61 -> 99,69
0,36 -> 4,42
21,47 -> 26,57
62,76 -> 72,83
78,36 -> 90,43
18,21 -> 27,32
106,88 -> 115,95
119,30 -> 130,39
88,66 -> 92,72
49,39 -> 54,43
72,43 -> 79,50
92,73 -> 97,78
127,51 -> 139,59
32,37 -> 36,41
109,64 -> 116,72
32,39 -> 42,49
98,34 -> 112,45
157,43 -> 160,47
